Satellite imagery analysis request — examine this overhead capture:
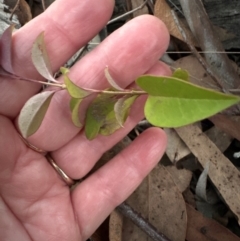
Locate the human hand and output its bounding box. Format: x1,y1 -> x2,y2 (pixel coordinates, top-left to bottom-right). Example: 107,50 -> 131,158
0,0 -> 170,240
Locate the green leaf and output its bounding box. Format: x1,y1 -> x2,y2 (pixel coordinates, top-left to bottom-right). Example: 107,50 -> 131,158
60,67 -> 69,75
63,74 -> 90,98
84,113 -> 101,140
18,91 -> 55,137
85,93 -> 121,140
172,68 -> 189,81
136,75 -> 240,127
114,95 -> 138,126
70,98 -> 83,128
31,32 -> 57,82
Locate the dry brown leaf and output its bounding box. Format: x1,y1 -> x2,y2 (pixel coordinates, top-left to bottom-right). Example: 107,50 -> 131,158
165,125 -> 232,164
176,124 -> 240,224
5,0 -> 31,24
173,55 -> 240,91
165,128 -> 191,163
165,166 -> 192,193
91,218 -> 110,241
183,188 -> 196,208
173,55 -> 217,89
109,164 -> 187,241
186,204 -> 240,241
147,165 -> 187,241
31,0 -> 55,17
204,126 -> 232,152
213,25 -> 236,42
0,0 -> 31,35
210,114 -> 240,142
124,176 -> 150,241
178,0 -> 239,90
154,0 -> 197,45
109,210 -> 123,241
154,0 -> 182,40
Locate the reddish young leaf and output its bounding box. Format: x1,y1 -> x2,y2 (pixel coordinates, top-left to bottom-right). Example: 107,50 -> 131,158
18,91 -> 55,137
0,25 -> 15,73
31,32 -> 57,82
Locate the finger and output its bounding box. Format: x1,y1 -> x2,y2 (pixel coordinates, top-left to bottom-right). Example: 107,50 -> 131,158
1,0 -> 114,117
51,61 -> 171,179
26,15 -> 170,151
0,116 -> 80,240
71,127 -> 167,240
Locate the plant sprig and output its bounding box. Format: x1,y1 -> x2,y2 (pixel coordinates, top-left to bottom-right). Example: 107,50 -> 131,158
1,26 -> 239,140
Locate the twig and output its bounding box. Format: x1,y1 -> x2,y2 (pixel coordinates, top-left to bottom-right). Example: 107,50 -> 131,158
117,202 -> 172,241
9,0 -> 20,20
108,0 -> 148,24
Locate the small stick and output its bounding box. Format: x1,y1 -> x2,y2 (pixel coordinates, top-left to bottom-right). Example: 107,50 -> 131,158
108,0 -> 148,24
9,0 -> 20,20
117,202 -> 172,241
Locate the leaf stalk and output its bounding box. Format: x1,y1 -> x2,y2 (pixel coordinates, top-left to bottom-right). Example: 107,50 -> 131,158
0,71 -> 65,88
82,87 -> 147,95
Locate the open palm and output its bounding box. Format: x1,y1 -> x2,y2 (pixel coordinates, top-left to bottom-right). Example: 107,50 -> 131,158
0,0 -> 170,240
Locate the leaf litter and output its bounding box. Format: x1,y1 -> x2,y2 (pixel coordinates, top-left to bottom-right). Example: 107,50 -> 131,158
110,163 -> 188,241
106,3 -> 240,238
176,124 -> 240,225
